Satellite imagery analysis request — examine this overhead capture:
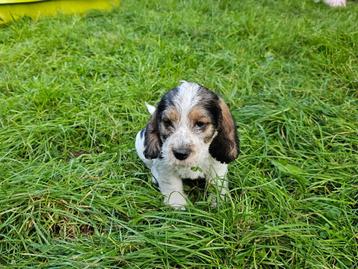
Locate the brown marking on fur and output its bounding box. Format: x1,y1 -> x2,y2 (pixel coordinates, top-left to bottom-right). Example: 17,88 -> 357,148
188,107 -> 211,125
189,106 -> 216,143
219,99 -> 238,158
203,127 -> 216,143
159,107 -> 180,140
162,107 -> 180,125
144,110 -> 161,159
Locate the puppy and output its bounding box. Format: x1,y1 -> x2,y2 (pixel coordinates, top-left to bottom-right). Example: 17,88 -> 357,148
135,81 -> 239,209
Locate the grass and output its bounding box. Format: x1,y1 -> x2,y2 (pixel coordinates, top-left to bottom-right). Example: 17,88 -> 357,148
0,0 -> 357,267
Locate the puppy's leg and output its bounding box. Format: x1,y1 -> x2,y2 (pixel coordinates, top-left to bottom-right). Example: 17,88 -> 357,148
211,176 -> 229,197
208,162 -> 229,207
153,167 -> 187,209
208,176 -> 229,207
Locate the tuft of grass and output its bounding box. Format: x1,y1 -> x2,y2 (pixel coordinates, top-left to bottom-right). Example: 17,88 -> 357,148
0,0 -> 357,267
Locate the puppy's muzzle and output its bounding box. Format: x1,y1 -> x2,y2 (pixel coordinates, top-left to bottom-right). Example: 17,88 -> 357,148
172,147 -> 192,161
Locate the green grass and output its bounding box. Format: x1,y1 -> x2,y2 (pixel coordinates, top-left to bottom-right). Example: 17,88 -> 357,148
0,0 -> 357,267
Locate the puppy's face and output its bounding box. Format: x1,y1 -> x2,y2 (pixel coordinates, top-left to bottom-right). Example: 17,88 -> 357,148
158,95 -> 218,166
144,81 -> 239,165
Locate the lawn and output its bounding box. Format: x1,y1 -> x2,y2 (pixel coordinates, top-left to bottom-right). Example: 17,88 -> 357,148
0,0 -> 357,268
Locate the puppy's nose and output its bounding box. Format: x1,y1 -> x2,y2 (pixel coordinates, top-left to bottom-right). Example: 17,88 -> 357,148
173,147 -> 191,160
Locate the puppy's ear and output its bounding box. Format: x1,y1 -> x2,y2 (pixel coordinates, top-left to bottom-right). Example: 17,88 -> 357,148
209,99 -> 239,163
144,110 -> 162,159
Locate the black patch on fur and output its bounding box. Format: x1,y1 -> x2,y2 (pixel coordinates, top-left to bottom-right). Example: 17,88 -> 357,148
182,177 -> 206,189
143,111 -> 161,159
143,87 -> 179,159
209,125 -> 240,163
156,87 -> 178,118
156,87 -> 179,140
197,85 -> 239,164
197,86 -> 221,128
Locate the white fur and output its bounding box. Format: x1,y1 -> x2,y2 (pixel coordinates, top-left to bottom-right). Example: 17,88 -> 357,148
145,102 -> 155,115
136,130 -> 228,209
135,81 -> 230,209
324,0 -> 346,7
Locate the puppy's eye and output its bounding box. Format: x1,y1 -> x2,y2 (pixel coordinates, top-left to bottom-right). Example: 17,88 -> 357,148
194,121 -> 207,129
163,118 -> 173,128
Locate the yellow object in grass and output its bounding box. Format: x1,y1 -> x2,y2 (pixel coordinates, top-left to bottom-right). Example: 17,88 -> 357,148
0,0 -> 120,25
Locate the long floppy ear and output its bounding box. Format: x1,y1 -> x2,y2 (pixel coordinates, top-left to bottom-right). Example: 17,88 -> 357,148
209,99 -> 239,163
143,110 -> 162,159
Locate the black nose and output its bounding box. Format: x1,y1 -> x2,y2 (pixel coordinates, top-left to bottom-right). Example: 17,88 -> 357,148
173,147 -> 191,160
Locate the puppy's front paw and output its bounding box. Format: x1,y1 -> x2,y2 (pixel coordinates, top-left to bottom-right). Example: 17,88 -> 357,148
324,0 -> 346,7
208,193 -> 227,208
164,192 -> 187,210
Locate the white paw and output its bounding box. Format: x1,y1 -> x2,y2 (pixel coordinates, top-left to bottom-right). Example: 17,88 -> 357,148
208,193 -> 227,208
164,192 -> 187,210
324,0 -> 346,7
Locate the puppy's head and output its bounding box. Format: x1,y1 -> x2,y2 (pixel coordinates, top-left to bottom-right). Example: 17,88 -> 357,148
144,81 -> 239,165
